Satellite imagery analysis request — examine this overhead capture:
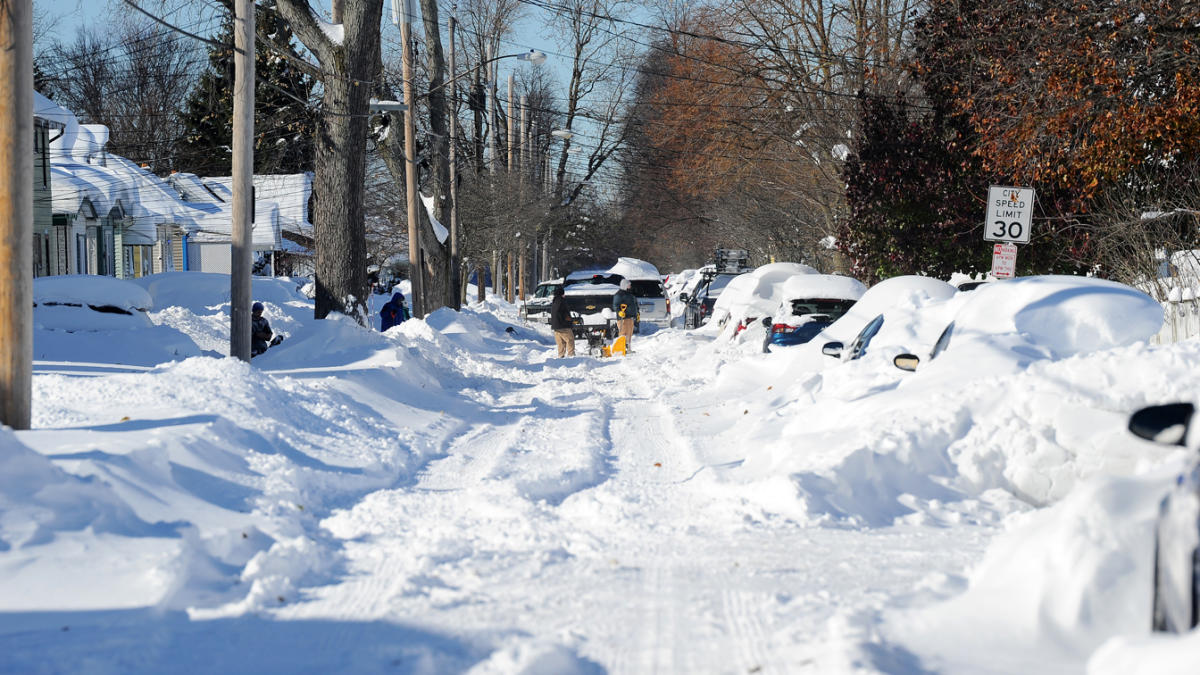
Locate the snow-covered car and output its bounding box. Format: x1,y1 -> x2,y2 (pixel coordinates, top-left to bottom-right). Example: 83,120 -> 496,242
766,274 -> 866,349
33,274 -> 202,365
520,279 -> 563,324
680,249 -> 754,328
1126,401 -> 1200,633
887,276 -> 1164,375
811,275 -> 959,369
35,275 -> 156,332
680,269 -> 739,328
710,263 -> 819,329
607,257 -> 669,328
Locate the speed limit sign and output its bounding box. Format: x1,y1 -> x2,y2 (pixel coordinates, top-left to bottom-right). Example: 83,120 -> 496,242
984,186 -> 1035,244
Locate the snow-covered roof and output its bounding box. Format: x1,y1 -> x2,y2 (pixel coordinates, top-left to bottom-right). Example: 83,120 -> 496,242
33,91 -> 71,127
607,257 -> 660,281
207,174 -> 312,241
779,274 -> 867,302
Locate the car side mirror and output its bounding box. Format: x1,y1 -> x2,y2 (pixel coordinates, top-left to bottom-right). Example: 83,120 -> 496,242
821,341 -> 843,357
679,293 -> 689,303
1129,402 -> 1196,446
893,354 -> 920,372
761,316 -> 771,327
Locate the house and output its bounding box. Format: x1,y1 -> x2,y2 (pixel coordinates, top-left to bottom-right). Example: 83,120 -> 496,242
39,92 -> 313,279
32,92 -> 67,276
202,173 -> 314,277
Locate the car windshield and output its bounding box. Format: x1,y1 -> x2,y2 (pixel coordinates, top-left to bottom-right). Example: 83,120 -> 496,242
534,284 -> 560,298
566,273 -> 621,287
705,273 -> 740,296
790,298 -> 856,321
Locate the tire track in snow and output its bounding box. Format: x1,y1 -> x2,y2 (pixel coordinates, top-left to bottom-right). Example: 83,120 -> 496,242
593,359 -> 718,674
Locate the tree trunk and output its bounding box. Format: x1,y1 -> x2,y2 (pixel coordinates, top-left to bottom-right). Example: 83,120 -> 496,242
311,74 -> 370,321
275,0 -> 383,324
418,0 -> 452,312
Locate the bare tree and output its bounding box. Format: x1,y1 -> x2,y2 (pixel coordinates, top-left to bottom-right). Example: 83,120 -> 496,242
41,23 -> 199,171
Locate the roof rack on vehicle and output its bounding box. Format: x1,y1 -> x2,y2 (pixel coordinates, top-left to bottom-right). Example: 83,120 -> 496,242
712,248 -> 750,274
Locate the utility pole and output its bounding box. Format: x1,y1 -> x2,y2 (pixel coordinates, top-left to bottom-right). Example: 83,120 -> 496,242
486,45 -> 497,174
520,94 -> 528,175
401,0 -> 424,317
448,16 -> 460,309
0,0 -> 32,430
507,73 -> 515,172
518,241 -> 525,300
230,0 -> 254,362
506,251 -> 514,303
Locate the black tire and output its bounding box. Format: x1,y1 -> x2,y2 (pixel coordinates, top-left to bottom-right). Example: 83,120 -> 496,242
1150,508 -> 1200,632
1153,529 -> 1168,631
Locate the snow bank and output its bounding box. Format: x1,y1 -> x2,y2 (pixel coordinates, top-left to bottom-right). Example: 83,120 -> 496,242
0,430 -> 164,551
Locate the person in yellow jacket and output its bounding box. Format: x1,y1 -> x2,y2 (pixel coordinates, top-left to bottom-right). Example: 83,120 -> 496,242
611,279 -> 639,351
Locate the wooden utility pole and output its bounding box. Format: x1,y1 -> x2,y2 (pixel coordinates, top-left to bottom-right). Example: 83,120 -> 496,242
518,244 -> 525,300
0,0 -> 32,430
492,250 -> 499,296
506,251 -> 514,302
520,94 -> 528,175
230,0 -> 254,362
402,1 -> 424,317
486,45 -> 497,174
507,74 -> 515,172
448,16 -> 460,310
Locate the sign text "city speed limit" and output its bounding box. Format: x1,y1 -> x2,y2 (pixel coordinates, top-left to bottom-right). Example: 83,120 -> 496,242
984,186 -> 1035,244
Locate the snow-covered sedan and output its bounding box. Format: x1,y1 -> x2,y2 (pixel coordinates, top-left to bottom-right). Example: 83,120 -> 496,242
887,275 -> 1164,376
766,274 -> 866,349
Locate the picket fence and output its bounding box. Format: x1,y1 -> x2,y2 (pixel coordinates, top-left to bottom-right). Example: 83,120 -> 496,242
1154,298 -> 1200,344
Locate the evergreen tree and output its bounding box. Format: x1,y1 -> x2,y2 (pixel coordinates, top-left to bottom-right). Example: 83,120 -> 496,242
176,0 -> 316,177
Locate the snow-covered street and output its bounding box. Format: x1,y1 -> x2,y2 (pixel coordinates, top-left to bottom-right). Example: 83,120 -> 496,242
3,273 -> 1198,673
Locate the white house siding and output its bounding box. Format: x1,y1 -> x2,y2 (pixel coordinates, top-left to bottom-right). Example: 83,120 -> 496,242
191,242 -> 232,274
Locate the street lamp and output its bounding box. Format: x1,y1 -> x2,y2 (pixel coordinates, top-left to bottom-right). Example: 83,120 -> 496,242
515,50 -> 548,66
369,99 -> 408,112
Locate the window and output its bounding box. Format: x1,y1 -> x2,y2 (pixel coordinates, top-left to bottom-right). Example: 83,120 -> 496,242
628,280 -> 664,298
847,314 -> 885,360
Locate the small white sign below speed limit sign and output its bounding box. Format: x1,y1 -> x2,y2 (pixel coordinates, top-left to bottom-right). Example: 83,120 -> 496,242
984,186 -> 1036,244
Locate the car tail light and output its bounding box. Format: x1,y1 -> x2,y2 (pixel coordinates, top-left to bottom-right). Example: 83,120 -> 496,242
666,298 -> 671,314
772,323 -> 794,334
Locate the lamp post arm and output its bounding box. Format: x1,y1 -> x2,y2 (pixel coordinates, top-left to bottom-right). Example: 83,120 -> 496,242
423,50 -> 546,96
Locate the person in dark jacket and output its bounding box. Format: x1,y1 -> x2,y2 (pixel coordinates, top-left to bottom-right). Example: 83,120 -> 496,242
380,292 -> 411,331
549,286 -> 575,357
251,302 -> 273,356
612,279 -> 639,349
